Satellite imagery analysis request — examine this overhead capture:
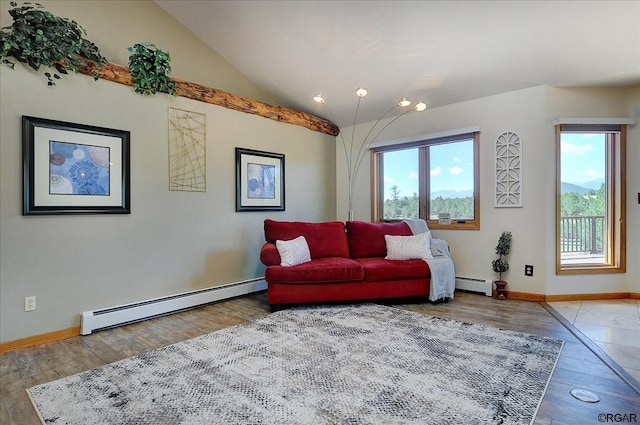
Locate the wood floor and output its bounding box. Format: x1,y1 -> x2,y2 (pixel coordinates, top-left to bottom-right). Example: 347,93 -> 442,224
1,291 -> 638,424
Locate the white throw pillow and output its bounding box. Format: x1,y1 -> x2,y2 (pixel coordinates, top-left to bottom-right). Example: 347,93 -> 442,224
276,236 -> 311,267
385,232 -> 433,260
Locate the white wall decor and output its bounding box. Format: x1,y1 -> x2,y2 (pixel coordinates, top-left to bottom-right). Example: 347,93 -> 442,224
494,131 -> 522,207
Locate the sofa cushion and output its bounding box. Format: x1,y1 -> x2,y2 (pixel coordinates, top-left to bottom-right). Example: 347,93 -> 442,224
276,236 -> 311,266
265,257 -> 364,284
355,257 -> 430,282
346,221 -> 412,259
265,220 -> 349,259
385,231 -> 433,260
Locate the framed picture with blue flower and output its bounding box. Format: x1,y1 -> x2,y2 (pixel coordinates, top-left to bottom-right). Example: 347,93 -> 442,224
235,147 -> 285,212
22,116 -> 131,215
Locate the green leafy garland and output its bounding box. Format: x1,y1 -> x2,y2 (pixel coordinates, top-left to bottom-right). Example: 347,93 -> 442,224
127,42 -> 176,96
0,1 -> 107,85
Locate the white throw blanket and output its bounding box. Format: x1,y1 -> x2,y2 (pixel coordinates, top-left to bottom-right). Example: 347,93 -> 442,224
403,219 -> 456,302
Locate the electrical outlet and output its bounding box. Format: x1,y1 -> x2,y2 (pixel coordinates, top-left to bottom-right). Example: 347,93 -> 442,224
524,265 -> 534,277
24,296 -> 36,312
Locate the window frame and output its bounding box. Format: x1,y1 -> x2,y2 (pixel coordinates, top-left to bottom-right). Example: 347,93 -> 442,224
371,132 -> 480,230
555,124 -> 626,275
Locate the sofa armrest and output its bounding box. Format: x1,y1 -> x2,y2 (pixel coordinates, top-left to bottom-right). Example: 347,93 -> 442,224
260,242 -> 281,266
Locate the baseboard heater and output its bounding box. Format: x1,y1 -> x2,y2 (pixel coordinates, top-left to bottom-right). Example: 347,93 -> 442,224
455,276 -> 493,297
80,278 -> 267,335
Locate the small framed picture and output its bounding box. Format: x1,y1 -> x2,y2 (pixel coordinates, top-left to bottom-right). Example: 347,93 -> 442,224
235,147 -> 284,212
22,116 -> 131,215
438,212 -> 451,225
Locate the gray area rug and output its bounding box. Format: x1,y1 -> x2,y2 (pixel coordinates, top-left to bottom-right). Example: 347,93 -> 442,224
28,304 -> 563,424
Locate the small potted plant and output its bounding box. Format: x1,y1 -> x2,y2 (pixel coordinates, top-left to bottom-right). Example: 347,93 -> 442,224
491,231 -> 512,299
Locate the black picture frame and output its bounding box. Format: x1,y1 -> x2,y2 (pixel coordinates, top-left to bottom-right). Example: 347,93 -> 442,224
22,116 -> 131,215
235,147 -> 285,212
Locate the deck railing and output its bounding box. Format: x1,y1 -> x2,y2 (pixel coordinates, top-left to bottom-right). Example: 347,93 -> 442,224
560,215 -> 605,254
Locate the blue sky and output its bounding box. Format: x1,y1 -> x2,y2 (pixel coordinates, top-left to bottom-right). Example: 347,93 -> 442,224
383,140 -> 474,199
382,134 -> 604,200
382,149 -> 419,199
560,133 -> 605,184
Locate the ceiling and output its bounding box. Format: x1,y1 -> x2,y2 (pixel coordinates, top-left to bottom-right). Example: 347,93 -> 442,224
156,1 -> 640,128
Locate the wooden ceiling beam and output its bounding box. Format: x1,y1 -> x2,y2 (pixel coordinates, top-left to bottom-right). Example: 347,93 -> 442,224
77,60 -> 340,137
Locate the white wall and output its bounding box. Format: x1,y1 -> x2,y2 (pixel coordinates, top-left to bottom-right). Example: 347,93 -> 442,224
28,0 -> 281,107
0,0 -> 336,342
340,85 -> 638,297
543,87 -> 633,295
625,85 -> 640,295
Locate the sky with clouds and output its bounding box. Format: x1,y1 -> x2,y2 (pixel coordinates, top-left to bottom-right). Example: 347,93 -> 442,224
382,133 -> 604,200
560,133 -> 605,184
383,139 -> 474,200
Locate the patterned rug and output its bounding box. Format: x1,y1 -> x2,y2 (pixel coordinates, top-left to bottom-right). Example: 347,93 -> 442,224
28,304 -> 563,424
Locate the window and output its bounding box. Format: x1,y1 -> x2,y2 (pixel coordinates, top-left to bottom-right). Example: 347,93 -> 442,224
556,124 -> 626,274
372,132 -> 480,230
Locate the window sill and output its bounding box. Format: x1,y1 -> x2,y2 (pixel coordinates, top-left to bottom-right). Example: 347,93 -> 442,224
427,220 -> 479,231
557,265 -> 626,275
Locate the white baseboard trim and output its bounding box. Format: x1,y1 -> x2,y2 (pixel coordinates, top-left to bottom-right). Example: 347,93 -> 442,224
455,276 -> 493,297
80,278 -> 267,335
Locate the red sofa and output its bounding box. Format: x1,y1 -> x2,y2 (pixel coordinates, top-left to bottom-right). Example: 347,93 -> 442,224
260,219 -> 435,309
